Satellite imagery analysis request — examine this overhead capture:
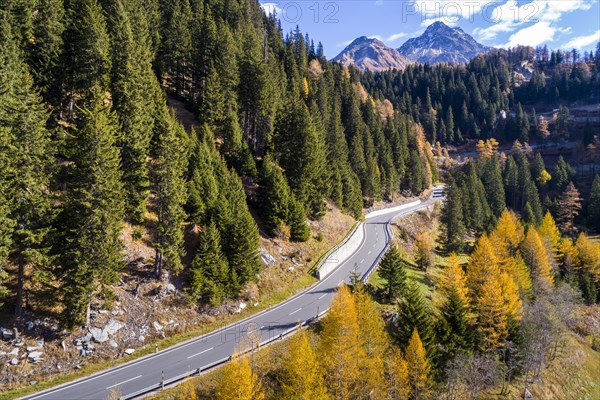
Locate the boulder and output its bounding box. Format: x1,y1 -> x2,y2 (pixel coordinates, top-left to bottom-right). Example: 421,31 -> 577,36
109,339 -> 118,348
166,283 -> 176,293
153,321 -> 163,332
124,348 -> 135,355
105,319 -> 124,336
90,327 -> 108,343
138,335 -> 145,343
10,358 -> 18,365
28,351 -> 43,362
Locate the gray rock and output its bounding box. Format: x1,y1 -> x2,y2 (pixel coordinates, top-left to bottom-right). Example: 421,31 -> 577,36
138,335 -> 145,342
153,321 -> 163,331
26,321 -> 34,331
8,348 -> 18,356
98,309 -> 108,315
105,319 -> 124,335
61,341 -> 67,351
28,351 -> 43,362
109,339 -> 118,348
124,348 -> 135,355
166,283 -> 176,293
2,328 -> 14,340
90,327 -> 108,343
10,358 -> 18,365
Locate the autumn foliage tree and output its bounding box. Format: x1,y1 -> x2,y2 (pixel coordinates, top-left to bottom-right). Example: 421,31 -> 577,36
405,329 -> 431,400
216,355 -> 264,400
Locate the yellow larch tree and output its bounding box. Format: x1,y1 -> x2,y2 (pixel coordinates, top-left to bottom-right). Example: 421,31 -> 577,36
386,348 -> 410,400
537,211 -> 562,259
503,254 -> 532,298
319,284 -> 364,400
279,328 -> 329,400
466,234 -> 500,301
354,284 -> 388,399
499,272 -> 523,322
490,209 -> 525,258
521,228 -> 555,292
475,275 -> 508,350
575,233 -> 600,282
436,253 -> 470,306
216,355 -> 264,400
405,329 -> 431,400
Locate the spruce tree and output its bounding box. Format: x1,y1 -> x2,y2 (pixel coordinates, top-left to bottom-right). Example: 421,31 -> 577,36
152,108 -> 188,278
189,223 -> 228,306
1,15 -> 55,316
588,175 -> 600,231
61,0 -> 112,116
557,182 -> 582,238
57,92 -> 124,328
288,194 -> 310,242
436,287 -> 471,366
440,182 -> 466,252
257,155 -> 290,237
396,283 -> 434,355
378,245 -> 408,301
105,0 -> 159,223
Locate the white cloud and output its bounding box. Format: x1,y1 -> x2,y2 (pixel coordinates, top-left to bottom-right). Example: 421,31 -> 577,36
420,15 -> 460,27
260,2 -> 282,16
410,0 -> 495,22
368,35 -> 383,41
474,0 -> 594,44
386,32 -> 409,42
563,30 -> 600,49
338,39 -> 354,48
503,21 -> 556,48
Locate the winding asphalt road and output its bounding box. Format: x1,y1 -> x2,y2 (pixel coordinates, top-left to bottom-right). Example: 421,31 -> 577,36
21,195 -> 441,400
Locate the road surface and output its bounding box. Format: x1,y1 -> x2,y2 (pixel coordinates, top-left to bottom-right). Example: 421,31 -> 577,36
21,196 -> 441,400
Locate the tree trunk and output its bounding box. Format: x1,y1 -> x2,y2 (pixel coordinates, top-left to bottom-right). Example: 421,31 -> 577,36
14,243 -> 24,317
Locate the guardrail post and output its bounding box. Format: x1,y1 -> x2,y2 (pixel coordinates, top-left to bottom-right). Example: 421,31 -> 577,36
161,370 -> 164,390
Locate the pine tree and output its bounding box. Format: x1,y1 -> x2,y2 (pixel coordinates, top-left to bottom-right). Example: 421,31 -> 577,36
557,182 -> 582,238
0,16 -> 54,317
440,181 -> 466,252
257,155 -> 290,237
189,223 -> 228,306
521,228 -> 554,292
105,0 -> 159,223
61,0 -> 112,116
480,156 -> 506,218
288,194 -> 310,242
436,287 -> 471,366
216,355 -> 264,400
152,108 -> 188,278
589,175 -> 600,232
57,93 -> 124,328
378,245 -> 408,301
279,328 -> 329,400
319,285 -> 363,399
396,283 -> 435,355
405,329 -> 431,400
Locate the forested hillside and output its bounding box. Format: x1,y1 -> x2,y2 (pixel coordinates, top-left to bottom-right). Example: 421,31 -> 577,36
0,0 -> 437,330
361,46 -> 600,145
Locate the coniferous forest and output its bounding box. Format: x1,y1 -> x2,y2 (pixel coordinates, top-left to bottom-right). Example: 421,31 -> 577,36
0,0 -> 436,328
1,0 -> 600,398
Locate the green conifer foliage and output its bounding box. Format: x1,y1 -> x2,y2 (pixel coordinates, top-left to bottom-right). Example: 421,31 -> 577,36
58,93 -> 124,328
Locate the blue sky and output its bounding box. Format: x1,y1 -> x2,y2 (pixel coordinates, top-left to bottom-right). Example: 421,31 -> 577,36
260,0 -> 600,59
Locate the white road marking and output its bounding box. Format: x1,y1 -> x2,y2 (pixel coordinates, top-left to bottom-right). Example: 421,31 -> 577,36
187,347 -> 214,359
289,308 -> 302,316
338,280 -> 344,287
105,375 -> 142,390
368,251 -> 372,255
318,294 -> 327,300
360,259 -> 365,264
